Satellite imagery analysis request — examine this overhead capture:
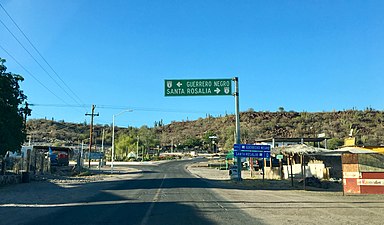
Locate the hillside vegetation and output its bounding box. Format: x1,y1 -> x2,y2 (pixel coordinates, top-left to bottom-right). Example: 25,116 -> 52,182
26,109 -> 384,152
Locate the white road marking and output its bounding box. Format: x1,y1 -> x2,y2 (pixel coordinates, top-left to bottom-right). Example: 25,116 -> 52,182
140,174 -> 166,225
0,200 -> 134,208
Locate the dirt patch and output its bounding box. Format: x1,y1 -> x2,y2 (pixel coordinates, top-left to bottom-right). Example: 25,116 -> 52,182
0,167 -> 141,205
187,162 -> 342,191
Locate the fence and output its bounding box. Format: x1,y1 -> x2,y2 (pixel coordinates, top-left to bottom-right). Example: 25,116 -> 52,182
1,148 -> 50,185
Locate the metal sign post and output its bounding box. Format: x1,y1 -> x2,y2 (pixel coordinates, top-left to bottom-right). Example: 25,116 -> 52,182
233,77 -> 242,181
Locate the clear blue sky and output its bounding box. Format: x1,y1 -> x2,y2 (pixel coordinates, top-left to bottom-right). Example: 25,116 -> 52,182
1,0 -> 383,127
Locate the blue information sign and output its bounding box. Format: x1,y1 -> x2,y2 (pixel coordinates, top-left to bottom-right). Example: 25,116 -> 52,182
88,152 -> 104,160
234,144 -> 270,151
233,144 -> 271,158
234,151 -> 270,158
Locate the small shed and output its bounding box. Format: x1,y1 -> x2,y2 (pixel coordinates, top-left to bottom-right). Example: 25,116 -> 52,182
337,147 -> 384,195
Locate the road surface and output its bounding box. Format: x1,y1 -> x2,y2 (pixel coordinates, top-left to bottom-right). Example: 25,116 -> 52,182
3,159 -> 259,225
1,158 -> 384,225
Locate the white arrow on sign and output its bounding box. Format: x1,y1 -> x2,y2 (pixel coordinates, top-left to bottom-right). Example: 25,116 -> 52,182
177,82 -> 182,87
214,88 -> 221,94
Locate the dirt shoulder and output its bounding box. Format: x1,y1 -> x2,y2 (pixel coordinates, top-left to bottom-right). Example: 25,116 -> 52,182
187,161 -> 342,191
0,166 -> 142,205
187,161 -> 384,225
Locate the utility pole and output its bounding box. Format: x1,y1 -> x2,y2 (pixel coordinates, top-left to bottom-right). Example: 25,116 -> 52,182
101,129 -> 105,167
23,102 -> 31,124
136,136 -> 139,160
85,105 -> 99,168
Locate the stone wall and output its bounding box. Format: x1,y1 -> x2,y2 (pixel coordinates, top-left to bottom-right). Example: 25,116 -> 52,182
0,174 -> 21,186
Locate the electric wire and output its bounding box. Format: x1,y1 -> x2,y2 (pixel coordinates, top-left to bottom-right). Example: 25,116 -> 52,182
0,3 -> 87,111
0,15 -> 85,111
0,44 -> 70,105
0,18 -> 81,106
27,103 -> 227,115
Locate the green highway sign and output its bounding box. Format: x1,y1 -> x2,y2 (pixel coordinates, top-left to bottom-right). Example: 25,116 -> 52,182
164,79 -> 232,96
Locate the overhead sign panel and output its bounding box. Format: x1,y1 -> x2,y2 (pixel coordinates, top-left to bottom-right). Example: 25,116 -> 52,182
164,79 -> 232,96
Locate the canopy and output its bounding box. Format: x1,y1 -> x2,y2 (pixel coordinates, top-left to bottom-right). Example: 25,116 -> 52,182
324,147 -> 376,155
272,144 -> 332,155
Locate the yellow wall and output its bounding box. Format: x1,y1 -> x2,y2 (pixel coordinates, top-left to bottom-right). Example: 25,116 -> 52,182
361,146 -> 384,154
344,137 -> 356,147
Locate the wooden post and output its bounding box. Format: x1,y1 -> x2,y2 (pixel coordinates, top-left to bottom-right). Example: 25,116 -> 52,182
290,155 -> 294,187
249,157 -> 253,177
33,149 -> 37,175
85,105 -> 99,168
287,154 -> 290,180
26,149 -> 31,173
279,158 -> 283,180
263,158 -> 267,182
303,154 -> 306,190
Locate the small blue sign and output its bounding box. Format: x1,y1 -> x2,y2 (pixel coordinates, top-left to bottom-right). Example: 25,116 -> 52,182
234,144 -> 270,151
233,144 -> 271,158
88,152 -> 104,160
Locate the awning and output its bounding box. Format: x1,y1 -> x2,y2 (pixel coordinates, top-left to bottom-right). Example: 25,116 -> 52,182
272,144 -> 332,155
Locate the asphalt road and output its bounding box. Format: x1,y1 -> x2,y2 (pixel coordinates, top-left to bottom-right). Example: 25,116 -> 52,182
21,159 -> 260,225
3,159 -> 384,225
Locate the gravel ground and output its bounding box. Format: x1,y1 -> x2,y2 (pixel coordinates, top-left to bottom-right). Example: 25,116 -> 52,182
0,166 -> 141,205
187,163 -> 384,225
187,161 -> 342,190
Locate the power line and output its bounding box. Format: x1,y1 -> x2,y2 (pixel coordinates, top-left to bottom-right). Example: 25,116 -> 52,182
28,103 -> 90,108
0,44 -> 70,105
0,3 -> 87,110
27,103 -> 227,115
0,19 -> 76,100
0,6 -> 85,110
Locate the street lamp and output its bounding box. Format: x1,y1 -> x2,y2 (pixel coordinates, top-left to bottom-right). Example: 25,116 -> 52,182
111,109 -> 133,172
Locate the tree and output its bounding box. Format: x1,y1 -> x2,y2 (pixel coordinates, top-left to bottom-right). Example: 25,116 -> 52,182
0,58 -> 31,156
183,137 -> 202,148
115,135 -> 136,160
138,125 -> 159,152
327,138 -> 344,150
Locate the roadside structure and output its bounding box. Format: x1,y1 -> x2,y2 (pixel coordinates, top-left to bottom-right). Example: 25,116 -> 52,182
330,147 -> 384,195
332,137 -> 384,194
271,144 -> 334,187
253,138 -> 331,181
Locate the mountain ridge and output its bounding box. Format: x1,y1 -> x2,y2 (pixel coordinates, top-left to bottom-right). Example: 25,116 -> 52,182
26,109 -> 384,150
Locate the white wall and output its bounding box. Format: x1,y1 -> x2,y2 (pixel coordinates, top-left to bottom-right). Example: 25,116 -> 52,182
283,163 -> 325,180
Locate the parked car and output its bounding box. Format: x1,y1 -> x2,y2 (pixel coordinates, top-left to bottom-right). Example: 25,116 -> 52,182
49,149 -> 69,166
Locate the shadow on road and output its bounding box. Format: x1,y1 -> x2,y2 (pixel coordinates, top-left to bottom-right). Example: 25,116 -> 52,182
24,201 -> 218,225
101,176 -> 342,192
